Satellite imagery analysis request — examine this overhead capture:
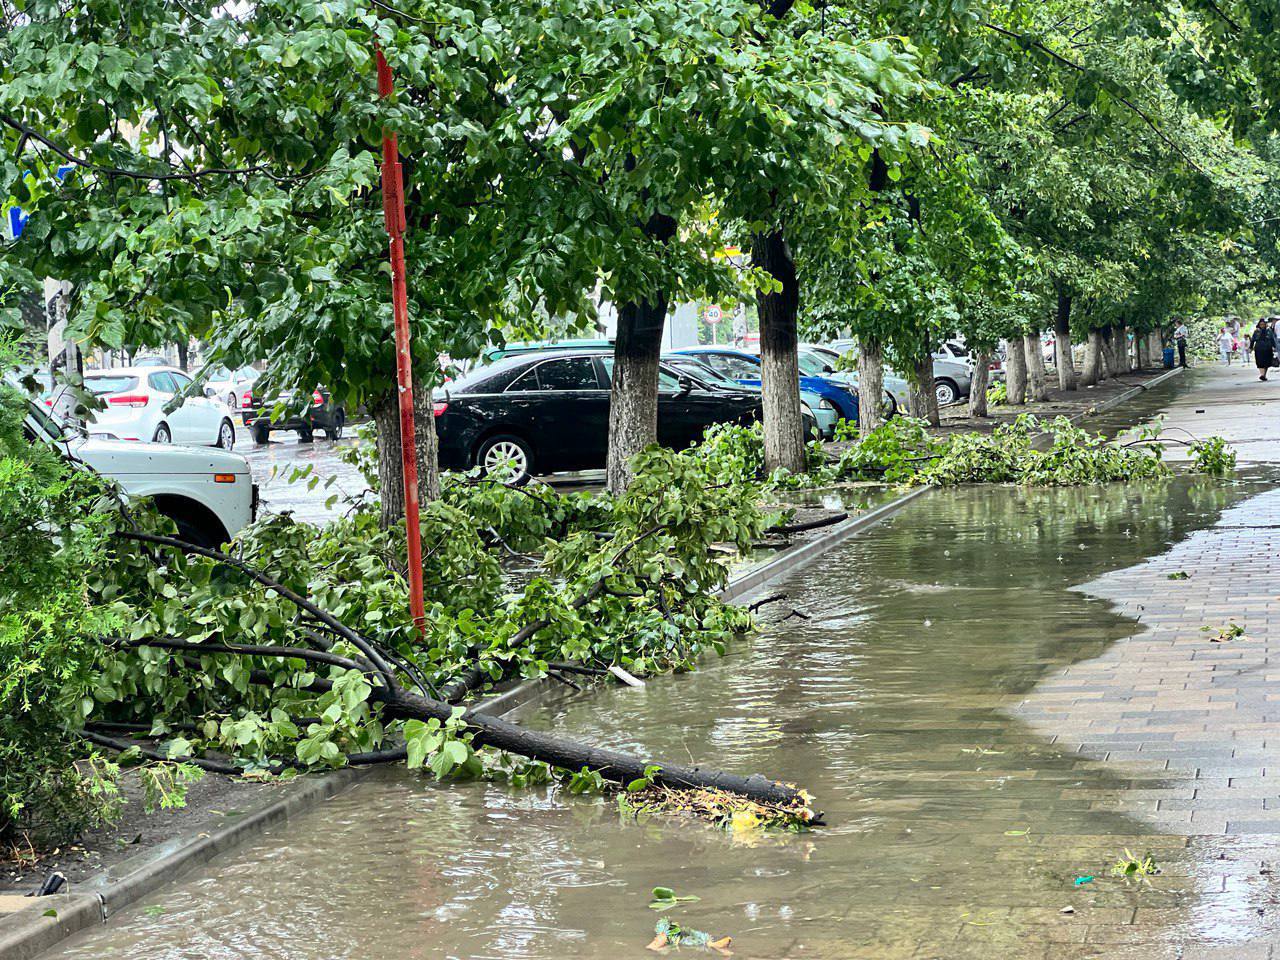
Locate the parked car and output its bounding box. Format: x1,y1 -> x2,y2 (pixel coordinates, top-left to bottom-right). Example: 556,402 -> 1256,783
482,339 -> 615,363
664,353 -> 835,439
434,350 -> 782,477
671,347 -> 860,424
240,386 -> 345,445
799,345 -> 907,418
827,339 -> 976,407
82,366 -> 237,449
17,391 -> 256,547
200,363 -> 261,411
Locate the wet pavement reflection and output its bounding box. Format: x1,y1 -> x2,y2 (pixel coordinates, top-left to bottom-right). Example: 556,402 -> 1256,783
45,474 -> 1280,960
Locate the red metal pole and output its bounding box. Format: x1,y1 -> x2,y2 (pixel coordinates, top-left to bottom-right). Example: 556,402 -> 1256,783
376,49 -> 426,630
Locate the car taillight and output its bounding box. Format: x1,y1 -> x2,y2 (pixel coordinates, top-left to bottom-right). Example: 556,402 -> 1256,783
988,361 -> 1002,371
432,401 -> 448,417
108,394 -> 149,408
42,398 -> 53,406
242,391 -> 253,406
312,390 -> 323,407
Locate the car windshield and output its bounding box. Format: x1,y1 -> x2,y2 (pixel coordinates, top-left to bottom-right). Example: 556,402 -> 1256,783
600,357 -> 681,391
797,352 -> 833,376
944,342 -> 969,358
84,375 -> 138,395
204,365 -> 231,380
666,358 -> 741,389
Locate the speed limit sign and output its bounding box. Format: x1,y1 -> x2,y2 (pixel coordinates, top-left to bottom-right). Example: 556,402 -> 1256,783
706,305 -> 722,325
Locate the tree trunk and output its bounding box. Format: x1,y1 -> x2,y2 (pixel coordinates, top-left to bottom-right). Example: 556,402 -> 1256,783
373,373 -> 440,530
1024,332 -> 1049,401
1112,324 -> 1131,374
1149,329 -> 1164,367
176,340 -> 189,372
1005,338 -> 1027,404
969,349 -> 991,417
858,335 -> 886,433
1099,324 -> 1116,378
1081,329 -> 1104,386
606,215 -> 677,494
909,350 -> 940,427
752,229 -> 806,474
1136,329 -> 1150,369
1054,292 -> 1076,390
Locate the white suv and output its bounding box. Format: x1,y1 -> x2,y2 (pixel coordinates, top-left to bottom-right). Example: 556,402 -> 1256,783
23,399 -> 256,546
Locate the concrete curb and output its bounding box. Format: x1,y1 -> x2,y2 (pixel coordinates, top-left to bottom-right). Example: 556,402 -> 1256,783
0,368 -> 1180,959
0,766 -> 366,959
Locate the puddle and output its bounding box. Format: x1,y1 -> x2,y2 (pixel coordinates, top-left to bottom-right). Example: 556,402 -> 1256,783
43,476 -> 1274,959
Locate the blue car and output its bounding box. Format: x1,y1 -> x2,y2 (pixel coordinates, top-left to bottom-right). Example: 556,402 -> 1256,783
672,347 -> 859,423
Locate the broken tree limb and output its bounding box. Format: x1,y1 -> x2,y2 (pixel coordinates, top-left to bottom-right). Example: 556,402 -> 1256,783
80,729 -> 242,775
764,513 -> 848,535
374,687 -> 805,807
116,531 -> 401,690
116,528 -> 810,811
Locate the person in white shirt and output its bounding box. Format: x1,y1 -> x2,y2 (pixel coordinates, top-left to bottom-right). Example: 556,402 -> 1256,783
1174,322 -> 1189,368
1218,328 -> 1235,365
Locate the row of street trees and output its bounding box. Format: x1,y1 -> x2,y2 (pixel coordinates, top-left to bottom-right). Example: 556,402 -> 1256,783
1,0 -> 1276,498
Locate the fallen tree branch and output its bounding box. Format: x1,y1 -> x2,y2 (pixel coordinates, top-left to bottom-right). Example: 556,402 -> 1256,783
80,730 -> 241,775
764,513 -> 848,535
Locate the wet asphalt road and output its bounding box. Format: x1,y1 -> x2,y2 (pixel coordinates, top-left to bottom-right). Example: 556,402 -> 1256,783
233,423 -> 370,525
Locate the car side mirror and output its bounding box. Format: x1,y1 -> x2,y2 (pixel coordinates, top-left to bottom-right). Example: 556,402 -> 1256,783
677,374 -> 694,395
203,386 -> 217,398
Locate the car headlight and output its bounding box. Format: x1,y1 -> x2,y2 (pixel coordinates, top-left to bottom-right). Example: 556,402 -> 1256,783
818,399 -> 836,411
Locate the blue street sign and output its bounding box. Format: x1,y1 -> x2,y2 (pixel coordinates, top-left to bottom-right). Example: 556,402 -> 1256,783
6,164 -> 75,240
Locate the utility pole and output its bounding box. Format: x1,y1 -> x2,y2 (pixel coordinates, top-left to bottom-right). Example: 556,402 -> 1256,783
376,49 -> 426,630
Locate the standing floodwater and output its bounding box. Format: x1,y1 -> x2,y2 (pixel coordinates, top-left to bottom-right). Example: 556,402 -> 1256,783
45,477 -> 1267,959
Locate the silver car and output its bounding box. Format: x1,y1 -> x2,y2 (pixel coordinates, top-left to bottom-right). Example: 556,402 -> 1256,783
808,344 -> 911,414
827,339 -> 972,407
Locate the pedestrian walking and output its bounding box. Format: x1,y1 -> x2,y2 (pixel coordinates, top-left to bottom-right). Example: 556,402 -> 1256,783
1174,321 -> 1189,368
1250,319 -> 1275,381
1218,327 -> 1234,365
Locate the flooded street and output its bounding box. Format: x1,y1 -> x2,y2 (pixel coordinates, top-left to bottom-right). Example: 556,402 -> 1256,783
44,471 -> 1275,960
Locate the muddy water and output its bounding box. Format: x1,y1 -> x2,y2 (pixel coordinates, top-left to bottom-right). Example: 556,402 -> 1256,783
46,477 -> 1267,960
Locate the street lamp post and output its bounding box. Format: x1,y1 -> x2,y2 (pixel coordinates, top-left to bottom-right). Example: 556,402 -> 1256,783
376,49 -> 426,629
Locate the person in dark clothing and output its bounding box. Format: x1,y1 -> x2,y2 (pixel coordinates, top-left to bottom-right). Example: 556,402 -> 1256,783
1174,321 -> 1189,368
1250,319 -> 1275,381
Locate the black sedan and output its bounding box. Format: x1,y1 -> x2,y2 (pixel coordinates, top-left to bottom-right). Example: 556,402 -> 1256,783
435,350 -> 793,477
241,387 -> 346,444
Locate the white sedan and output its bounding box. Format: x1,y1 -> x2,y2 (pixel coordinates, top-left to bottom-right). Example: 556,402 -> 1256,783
83,366 -> 237,450
200,363 -> 261,411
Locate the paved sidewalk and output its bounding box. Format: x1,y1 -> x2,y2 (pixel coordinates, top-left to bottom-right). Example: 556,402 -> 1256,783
1016,362 -> 1280,957
1149,363 -> 1280,464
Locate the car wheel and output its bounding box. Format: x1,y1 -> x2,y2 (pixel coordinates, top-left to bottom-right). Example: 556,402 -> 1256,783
152,423 -> 172,444
216,419 -> 235,451
476,433 -> 533,481
934,379 -> 959,406
325,412 -> 345,441
298,425 -> 314,443
250,422 -> 270,445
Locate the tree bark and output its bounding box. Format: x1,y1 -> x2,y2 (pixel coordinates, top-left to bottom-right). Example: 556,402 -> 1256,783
1054,292 -> 1076,390
752,229 -> 806,473
857,335 -> 886,433
1005,338 -> 1027,404
969,349 -> 991,417
176,340 -> 189,372
606,214 -> 677,494
1149,329 -> 1164,367
1136,329 -> 1150,369
1099,324 -> 1116,378
1112,324 -> 1131,374
908,350 -> 940,427
1024,332 -> 1049,401
1081,328 -> 1104,386
373,372 -> 441,530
